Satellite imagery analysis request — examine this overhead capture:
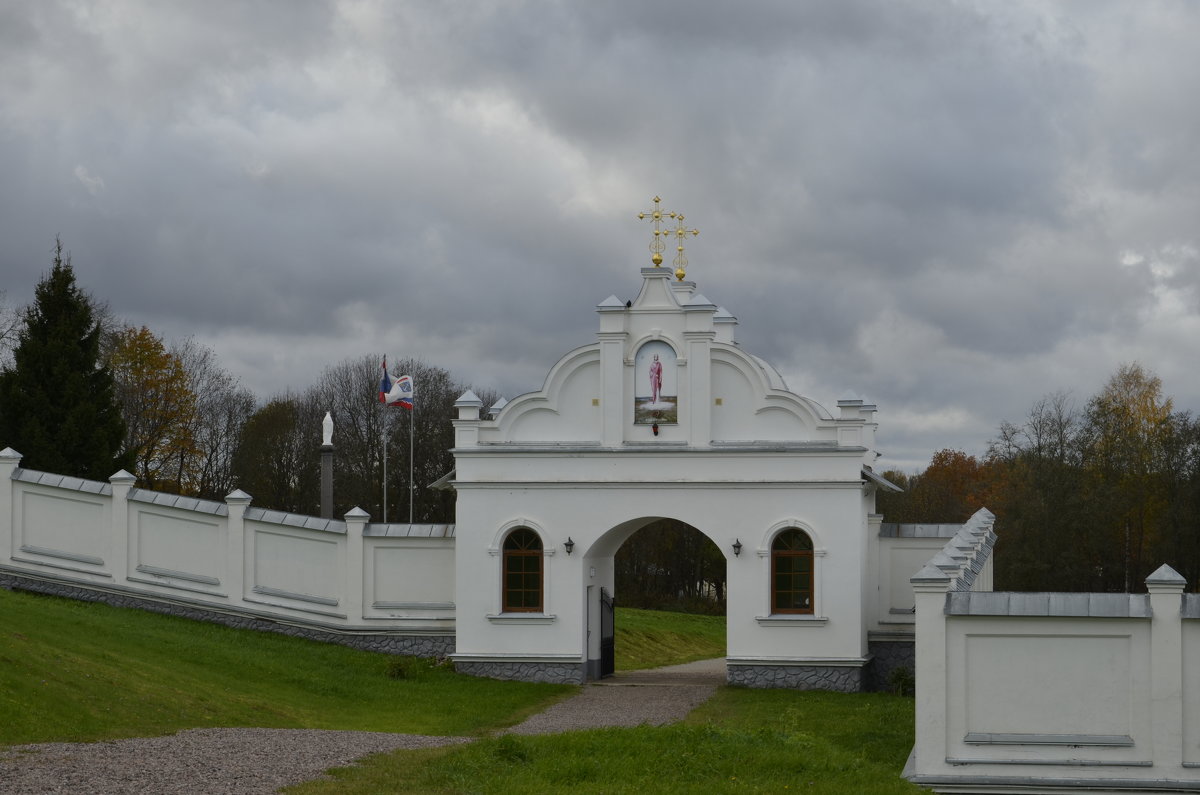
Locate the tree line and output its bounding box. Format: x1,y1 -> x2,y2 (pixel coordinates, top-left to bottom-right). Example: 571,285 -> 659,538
878,364 -> 1200,592
0,240 -> 492,523
8,242 -> 1199,597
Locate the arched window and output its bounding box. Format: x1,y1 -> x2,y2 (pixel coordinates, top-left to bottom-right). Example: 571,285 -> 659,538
772,528 -> 814,614
503,528 -> 543,613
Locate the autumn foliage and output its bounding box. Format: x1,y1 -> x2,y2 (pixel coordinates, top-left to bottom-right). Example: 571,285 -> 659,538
882,364 -> 1200,592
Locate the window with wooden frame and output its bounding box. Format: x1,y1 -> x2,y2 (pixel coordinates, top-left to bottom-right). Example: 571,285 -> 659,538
502,528 -> 543,613
771,528 -> 814,614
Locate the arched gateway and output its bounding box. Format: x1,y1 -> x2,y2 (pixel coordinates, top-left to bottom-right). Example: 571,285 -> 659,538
449,262 -> 901,691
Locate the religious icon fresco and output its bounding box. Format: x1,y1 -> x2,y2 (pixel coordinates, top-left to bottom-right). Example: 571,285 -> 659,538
634,341 -> 678,424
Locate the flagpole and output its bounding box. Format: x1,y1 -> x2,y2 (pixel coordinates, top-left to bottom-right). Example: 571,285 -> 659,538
382,405 -> 389,524
408,399 -> 415,524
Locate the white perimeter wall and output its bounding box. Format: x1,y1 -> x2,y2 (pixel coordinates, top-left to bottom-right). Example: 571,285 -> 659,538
0,451 -> 455,638
908,514 -> 1199,792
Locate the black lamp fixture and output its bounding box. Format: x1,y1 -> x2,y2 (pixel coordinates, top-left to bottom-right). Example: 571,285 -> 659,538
564,537 -> 575,555
732,539 -> 743,557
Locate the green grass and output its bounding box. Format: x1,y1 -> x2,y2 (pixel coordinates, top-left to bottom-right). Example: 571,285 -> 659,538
3,591 -> 920,792
0,587 -> 571,745
614,606 -> 726,670
285,688 -> 922,794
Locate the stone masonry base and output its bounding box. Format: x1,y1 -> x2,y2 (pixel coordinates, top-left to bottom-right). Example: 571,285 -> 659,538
453,660 -> 586,685
0,571 -> 455,658
728,662 -> 864,692
866,636 -> 916,693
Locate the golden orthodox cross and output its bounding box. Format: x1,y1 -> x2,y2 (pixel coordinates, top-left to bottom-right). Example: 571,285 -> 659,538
637,196 -> 674,267
666,213 -> 699,281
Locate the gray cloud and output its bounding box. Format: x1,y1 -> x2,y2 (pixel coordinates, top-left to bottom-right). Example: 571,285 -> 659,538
2,1 -> 1199,474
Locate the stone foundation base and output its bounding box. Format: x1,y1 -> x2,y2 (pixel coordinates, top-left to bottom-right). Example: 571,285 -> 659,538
453,660 -> 585,685
866,636 -> 915,693
728,662 -> 864,692
0,571 -> 455,659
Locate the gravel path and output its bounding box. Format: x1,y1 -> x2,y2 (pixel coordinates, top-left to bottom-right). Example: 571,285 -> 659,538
0,728 -> 471,795
504,658 -> 725,734
0,659 -> 725,794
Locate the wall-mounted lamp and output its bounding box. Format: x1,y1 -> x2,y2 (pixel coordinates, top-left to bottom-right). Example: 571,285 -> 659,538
732,539 -> 743,557
564,537 -> 575,555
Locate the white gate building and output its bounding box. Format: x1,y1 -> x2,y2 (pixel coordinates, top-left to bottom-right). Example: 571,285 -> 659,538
449,264 -> 913,688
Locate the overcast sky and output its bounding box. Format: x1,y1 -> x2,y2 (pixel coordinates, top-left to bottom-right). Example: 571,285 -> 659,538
2,1 -> 1198,472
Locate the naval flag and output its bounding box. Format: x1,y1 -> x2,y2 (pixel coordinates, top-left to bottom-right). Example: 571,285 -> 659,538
378,358 -> 414,409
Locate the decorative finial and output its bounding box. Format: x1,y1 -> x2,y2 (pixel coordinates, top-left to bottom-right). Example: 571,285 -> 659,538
666,212 -> 699,280
637,196 -> 673,267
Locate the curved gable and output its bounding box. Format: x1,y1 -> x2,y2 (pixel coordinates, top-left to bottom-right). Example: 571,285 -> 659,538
484,344 -> 602,443
710,345 -> 835,443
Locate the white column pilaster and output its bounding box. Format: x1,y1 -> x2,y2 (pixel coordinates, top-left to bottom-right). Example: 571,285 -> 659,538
108,469 -> 136,582
0,448 -> 21,561
1147,564 -> 1186,769
225,489 -> 252,603
343,507 -> 369,623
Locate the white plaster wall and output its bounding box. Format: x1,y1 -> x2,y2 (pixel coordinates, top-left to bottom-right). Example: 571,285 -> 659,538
943,616 -> 1152,766
16,487 -> 109,569
366,539 -> 456,620
131,506 -> 223,590
871,537 -> 946,629
248,522 -> 344,611
457,449 -> 865,485
1183,620 -> 1200,766
1,461 -> 459,635
503,359 -> 603,442
709,359 -> 815,441
452,471 -> 870,663
709,360 -> 759,441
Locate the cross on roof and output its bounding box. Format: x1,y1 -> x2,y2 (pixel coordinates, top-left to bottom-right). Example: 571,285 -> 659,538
637,196 -> 674,267
666,213 -> 699,281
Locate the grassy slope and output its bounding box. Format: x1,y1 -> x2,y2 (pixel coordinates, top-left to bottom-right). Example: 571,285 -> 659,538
614,606 -> 725,670
0,588 -> 570,745
286,689 -> 922,794
4,592 -> 919,792
289,611 -> 919,794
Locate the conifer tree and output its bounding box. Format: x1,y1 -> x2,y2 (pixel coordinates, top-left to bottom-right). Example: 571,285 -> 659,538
0,240 -> 129,479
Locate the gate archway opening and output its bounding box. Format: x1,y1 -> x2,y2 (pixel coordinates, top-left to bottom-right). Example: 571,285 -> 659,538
584,517 -> 728,680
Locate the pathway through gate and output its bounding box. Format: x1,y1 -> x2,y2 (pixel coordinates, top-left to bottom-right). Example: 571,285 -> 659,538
504,657 -> 726,734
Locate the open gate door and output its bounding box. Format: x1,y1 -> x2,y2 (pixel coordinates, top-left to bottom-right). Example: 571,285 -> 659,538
600,587 -> 615,678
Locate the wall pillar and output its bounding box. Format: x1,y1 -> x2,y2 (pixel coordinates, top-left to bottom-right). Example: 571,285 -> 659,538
598,332 -> 625,446
343,507 -> 368,622
683,330 -> 712,445
453,391 -> 483,448
911,562 -> 952,773
225,489 -> 252,603
1147,564 -> 1186,769
108,469 -> 136,583
0,447 -> 20,561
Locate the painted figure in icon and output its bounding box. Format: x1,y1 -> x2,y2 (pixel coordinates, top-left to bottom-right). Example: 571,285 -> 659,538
649,354 -> 663,403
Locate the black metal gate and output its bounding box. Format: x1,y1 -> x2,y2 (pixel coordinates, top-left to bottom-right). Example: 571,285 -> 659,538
600,587 -> 615,678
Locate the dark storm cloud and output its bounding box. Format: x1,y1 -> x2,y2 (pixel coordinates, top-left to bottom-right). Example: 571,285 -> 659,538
2,1 -> 1199,472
